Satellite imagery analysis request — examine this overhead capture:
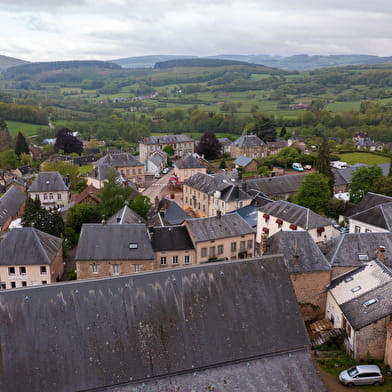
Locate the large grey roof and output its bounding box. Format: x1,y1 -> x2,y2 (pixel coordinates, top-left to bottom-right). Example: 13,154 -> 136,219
266,231 -> 331,273
141,134 -> 194,145
340,280 -> 392,330
97,152 -> 142,168
228,204 -> 259,228
148,198 -> 191,226
233,134 -> 265,148
174,153 -> 204,169
246,173 -> 308,197
151,225 -> 194,251
28,171 -> 69,192
147,150 -> 166,166
106,348 -> 326,392
0,185 -> 26,226
324,233 -> 392,268
75,224 -> 154,261
0,256 -> 313,392
186,213 -> 255,242
260,200 -> 333,230
349,202 -> 392,230
343,192 -> 392,218
108,205 -> 146,225
234,155 -> 254,167
0,227 -> 63,266
184,171 -> 241,195
334,163 -> 390,185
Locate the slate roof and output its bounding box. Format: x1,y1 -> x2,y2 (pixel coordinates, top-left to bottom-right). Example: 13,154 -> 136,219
266,140 -> 288,149
147,150 -> 166,166
233,134 -> 265,148
234,155 -> 255,167
184,171 -> 241,195
0,256 -> 318,392
28,171 -> 69,192
72,184 -> 101,205
323,232 -> 392,268
186,213 -> 255,242
260,200 -> 333,230
228,204 -> 259,228
349,202 -> 392,230
0,227 -> 63,266
0,185 -> 26,226
151,225 -> 194,251
246,173 -> 308,197
108,205 -> 146,225
328,259 -> 392,305
174,153 -> 204,169
266,231 -> 331,273
334,163 -> 390,186
97,152 -> 143,168
340,280 -> 392,330
343,192 -> 392,218
75,224 -> 154,261
148,198 -> 191,226
217,137 -> 232,146
141,134 -> 194,145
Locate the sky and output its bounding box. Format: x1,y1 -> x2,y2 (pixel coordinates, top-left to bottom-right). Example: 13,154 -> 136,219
1,0 -> 392,62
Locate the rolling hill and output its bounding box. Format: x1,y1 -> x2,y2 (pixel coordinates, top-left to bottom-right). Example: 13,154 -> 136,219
0,54 -> 29,71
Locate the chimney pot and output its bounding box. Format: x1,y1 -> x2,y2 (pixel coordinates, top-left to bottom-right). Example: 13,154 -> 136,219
292,255 -> 299,265
377,246 -> 386,263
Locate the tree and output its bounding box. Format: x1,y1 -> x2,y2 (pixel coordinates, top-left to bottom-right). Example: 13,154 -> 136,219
0,150 -> 19,170
371,176 -> 392,197
21,197 -> 65,237
280,127 -> 287,138
41,160 -> 80,190
163,145 -> 175,156
196,130 -> 221,160
66,202 -> 101,233
129,195 -> 152,219
99,173 -> 133,219
14,131 -> 29,156
247,113 -> 276,142
315,136 -> 334,195
54,127 -> 83,155
0,119 -> 12,151
350,165 -> 383,203
295,172 -> 331,214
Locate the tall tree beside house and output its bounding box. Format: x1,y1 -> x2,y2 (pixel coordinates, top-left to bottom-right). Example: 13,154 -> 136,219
54,127 -> 83,155
371,175 -> 392,197
129,195 -> 152,219
247,112 -> 276,142
14,131 -> 29,156
315,136 -> 334,195
350,165 -> 383,203
41,160 -> 81,190
66,203 -> 102,233
0,118 -> 12,152
196,130 -> 221,160
280,126 -> 287,138
0,150 -> 19,170
388,156 -> 392,177
295,172 -> 331,214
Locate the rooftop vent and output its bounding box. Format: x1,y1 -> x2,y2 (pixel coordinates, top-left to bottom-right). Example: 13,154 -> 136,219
363,298 -> 378,308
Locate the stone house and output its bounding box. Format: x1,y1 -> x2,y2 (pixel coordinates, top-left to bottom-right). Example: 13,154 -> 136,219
184,214 -> 255,263
27,171 -> 71,209
325,258 -> 392,360
348,201 -> 392,233
173,153 -> 207,183
234,155 -> 258,172
256,200 -> 339,244
266,140 -> 288,155
146,150 -> 167,174
385,322 -> 392,368
107,205 -> 146,225
75,223 -> 155,279
217,137 -> 232,155
151,226 -> 196,269
0,185 -> 26,232
148,197 -> 191,227
139,134 -> 195,163
265,231 -> 332,321
0,227 -> 64,289
183,171 -> 252,217
231,133 -> 266,159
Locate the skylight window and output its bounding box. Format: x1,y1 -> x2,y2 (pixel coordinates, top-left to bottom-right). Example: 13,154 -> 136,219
129,243 -> 138,249
351,286 -> 361,293
344,276 -> 354,283
358,254 -> 369,261
363,298 -> 378,308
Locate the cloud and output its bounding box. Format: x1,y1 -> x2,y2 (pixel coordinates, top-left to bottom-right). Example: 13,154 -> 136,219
1,1 -> 392,61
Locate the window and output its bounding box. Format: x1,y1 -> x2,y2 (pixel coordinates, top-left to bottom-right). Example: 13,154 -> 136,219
92,264 -> 98,273
40,266 -> 47,274
132,169 -> 136,175
11,282 -> 16,288
231,242 -> 237,252
217,245 -> 224,255
138,168 -> 142,174
35,194 -> 39,200
126,169 -> 130,175
43,193 -> 48,200
247,240 -> 253,249
172,256 -> 178,265
19,266 -> 26,275
22,281 -> 27,287
365,229 -> 371,233
57,193 -> 62,200
160,256 -> 167,265
240,241 -> 246,252
344,276 -> 354,283
112,264 -> 119,275
209,246 -> 216,258
363,298 -> 378,308
201,248 -> 207,257
351,286 -> 361,293
239,201 -> 243,208
358,254 -> 368,262
49,193 -> 53,200
184,255 -> 190,264
355,225 -> 361,233
129,243 -> 138,249
134,265 -> 140,273
184,170 -> 188,176
1,283 -> 6,289
42,281 -> 47,285
8,267 -> 15,275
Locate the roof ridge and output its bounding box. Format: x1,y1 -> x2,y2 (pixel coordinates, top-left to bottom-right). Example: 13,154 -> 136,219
330,234 -> 345,266
33,229 -> 52,264
379,204 -> 392,231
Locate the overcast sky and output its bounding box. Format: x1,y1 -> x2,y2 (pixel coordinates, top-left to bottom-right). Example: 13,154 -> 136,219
1,0 -> 392,62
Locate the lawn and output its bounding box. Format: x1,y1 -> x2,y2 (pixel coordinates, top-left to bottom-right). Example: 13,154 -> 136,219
5,120 -> 47,137
340,152 -> 390,166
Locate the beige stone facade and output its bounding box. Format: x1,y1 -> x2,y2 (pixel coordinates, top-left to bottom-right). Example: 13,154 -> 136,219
385,323 -> 392,368
155,249 -> 196,269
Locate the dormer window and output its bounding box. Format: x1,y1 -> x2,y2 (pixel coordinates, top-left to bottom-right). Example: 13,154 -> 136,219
344,276 -> 353,283
358,254 -> 369,262
363,298 -> 377,308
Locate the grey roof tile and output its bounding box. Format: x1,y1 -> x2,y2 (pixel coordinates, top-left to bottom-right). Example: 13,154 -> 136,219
343,192 -> 392,218
0,185 -> 26,226
234,155 -> 254,167
233,134 -> 265,148
174,154 -> 204,169
349,202 -> 392,231
28,171 -> 69,192
141,134 -> 194,145
151,225 -> 194,251
108,205 -> 146,225
97,152 -> 142,168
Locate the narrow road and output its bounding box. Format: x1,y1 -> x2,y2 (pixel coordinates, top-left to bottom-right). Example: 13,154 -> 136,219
141,171 -> 174,202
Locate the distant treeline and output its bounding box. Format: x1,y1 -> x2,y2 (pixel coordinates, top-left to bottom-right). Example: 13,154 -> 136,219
154,58 -> 255,69
4,61 -> 121,78
0,102 -> 48,124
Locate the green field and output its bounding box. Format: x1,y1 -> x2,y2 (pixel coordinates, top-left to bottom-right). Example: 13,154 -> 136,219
340,152 -> 390,165
326,101 -> 361,113
5,120 -> 47,136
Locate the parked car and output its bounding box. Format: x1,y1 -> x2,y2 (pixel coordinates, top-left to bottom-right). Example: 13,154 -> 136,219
304,164 -> 312,170
292,162 -> 304,172
162,168 -> 169,174
154,172 -> 161,179
339,365 -> 384,386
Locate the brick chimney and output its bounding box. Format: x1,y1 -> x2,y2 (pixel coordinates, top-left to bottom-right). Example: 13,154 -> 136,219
377,246 -> 386,263
292,254 -> 299,265
260,233 -> 268,255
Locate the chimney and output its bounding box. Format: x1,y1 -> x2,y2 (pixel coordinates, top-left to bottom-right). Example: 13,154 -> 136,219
292,254 -> 299,265
154,196 -> 159,209
377,246 -> 386,263
217,210 -> 222,219
260,233 -> 268,255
